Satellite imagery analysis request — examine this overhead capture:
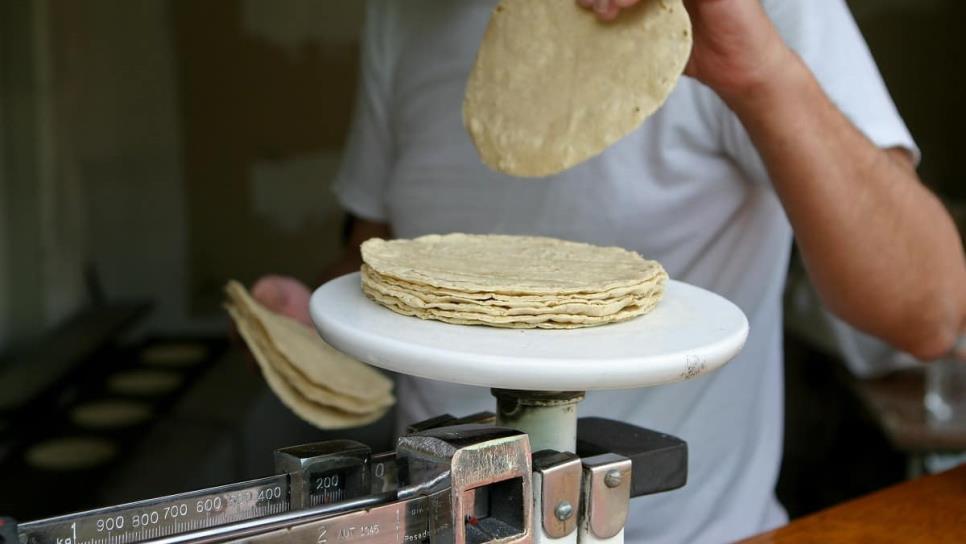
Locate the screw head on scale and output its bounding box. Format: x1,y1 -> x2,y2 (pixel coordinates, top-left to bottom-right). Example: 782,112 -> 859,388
604,469 -> 623,488
554,501 -> 574,521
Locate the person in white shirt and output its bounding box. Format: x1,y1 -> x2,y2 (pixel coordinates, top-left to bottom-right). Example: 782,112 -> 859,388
252,0 -> 966,541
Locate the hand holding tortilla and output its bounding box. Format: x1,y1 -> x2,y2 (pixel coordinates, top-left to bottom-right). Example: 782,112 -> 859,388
225,281 -> 394,429
463,0 -> 692,177
251,274 -> 314,327
577,0 -> 641,21
580,0 -> 799,101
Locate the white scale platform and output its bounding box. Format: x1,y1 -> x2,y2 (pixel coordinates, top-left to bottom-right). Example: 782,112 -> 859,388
313,272 -> 749,543
311,273 -> 748,392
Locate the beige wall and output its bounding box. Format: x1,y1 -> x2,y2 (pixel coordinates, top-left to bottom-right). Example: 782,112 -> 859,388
48,0 -> 196,333
172,0 -> 364,316
0,0 -> 88,349
849,0 -> 965,198
0,36 -> 8,350
37,0 -> 365,332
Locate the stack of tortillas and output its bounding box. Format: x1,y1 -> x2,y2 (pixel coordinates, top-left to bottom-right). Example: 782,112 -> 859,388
464,0 -> 692,177
361,234 -> 667,329
225,281 -> 394,429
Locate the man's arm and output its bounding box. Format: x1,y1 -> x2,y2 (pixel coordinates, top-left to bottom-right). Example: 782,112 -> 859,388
584,0 -> 966,358
730,54 -> 965,359
252,217 -> 390,326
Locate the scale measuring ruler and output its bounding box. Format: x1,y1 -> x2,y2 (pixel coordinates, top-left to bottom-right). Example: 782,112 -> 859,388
15,484 -> 453,544
16,475 -> 291,544
14,446 -> 402,544
8,426 -> 536,544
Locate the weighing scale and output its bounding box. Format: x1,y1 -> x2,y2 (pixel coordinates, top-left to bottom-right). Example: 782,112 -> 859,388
6,272 -> 748,544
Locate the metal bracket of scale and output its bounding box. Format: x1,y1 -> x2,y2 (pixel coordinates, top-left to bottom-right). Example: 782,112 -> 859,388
407,414 -> 688,544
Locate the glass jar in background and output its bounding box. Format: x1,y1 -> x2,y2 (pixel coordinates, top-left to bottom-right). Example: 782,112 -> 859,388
924,336 -> 966,428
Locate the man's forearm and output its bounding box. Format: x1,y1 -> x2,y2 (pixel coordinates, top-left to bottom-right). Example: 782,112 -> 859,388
722,51 -> 966,358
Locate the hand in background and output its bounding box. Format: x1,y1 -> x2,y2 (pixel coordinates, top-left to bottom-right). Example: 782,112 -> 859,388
251,275 -> 313,327
577,0 -> 637,20
228,276 -> 311,375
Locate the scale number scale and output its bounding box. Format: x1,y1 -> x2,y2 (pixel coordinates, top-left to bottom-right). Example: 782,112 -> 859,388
18,476 -> 290,544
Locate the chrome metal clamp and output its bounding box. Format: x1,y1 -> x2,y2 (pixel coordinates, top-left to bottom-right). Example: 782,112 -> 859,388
530,452 -> 581,544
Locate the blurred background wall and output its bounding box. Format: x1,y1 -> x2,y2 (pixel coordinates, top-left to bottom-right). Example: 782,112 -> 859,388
0,0 -> 368,351
171,0 -> 362,316
0,64 -> 8,350
1,2 -> 378,518
1,0 -> 962,351
0,0 -> 963,521
50,0 -> 189,334
850,0 -> 965,199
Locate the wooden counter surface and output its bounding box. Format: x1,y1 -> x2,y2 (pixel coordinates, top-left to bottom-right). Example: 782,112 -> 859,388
742,464 -> 966,543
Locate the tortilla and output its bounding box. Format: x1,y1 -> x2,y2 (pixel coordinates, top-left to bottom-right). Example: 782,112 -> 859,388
361,234 -> 665,295
364,283 -> 660,329
362,264 -> 661,317
227,306 -> 388,429
360,234 -> 667,329
464,0 -> 692,177
25,437 -> 117,471
224,281 -> 393,429
226,282 -> 393,404
107,370 -> 183,396
366,264 -> 658,303
70,399 -> 154,430
227,297 -> 392,415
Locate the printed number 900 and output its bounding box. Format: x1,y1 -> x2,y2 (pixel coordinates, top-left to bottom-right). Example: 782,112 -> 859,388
96,516 -> 124,532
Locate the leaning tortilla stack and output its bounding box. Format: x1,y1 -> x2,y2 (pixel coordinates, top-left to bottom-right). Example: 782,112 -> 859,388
361,234 -> 667,329
225,281 -> 394,429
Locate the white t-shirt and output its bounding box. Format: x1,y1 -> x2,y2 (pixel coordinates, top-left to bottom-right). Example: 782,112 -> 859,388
333,1 -> 916,541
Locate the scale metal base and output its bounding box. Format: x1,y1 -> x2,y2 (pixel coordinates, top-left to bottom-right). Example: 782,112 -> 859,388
311,273 -> 748,452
